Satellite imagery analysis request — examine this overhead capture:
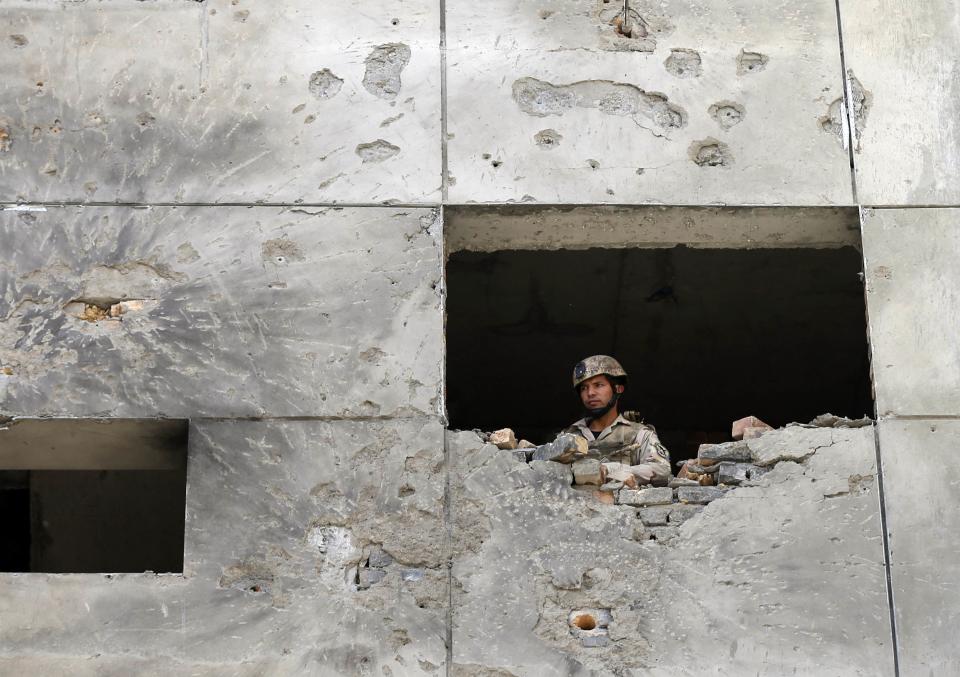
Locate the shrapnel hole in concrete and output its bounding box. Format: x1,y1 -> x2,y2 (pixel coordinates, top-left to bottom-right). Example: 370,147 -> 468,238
444,207 -> 873,465
573,614 -> 597,630
0,419 -> 188,574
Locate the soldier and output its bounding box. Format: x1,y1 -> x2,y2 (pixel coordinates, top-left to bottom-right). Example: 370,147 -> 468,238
561,355 -> 672,486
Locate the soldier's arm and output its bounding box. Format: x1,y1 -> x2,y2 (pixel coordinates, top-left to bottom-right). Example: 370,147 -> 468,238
628,428 -> 672,485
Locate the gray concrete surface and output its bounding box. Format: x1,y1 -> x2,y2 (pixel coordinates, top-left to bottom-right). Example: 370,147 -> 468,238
839,0 -> 960,205
445,0 -> 853,205
0,0 -> 441,204
879,419 -> 960,676
862,208 -> 960,417
0,205 -> 443,418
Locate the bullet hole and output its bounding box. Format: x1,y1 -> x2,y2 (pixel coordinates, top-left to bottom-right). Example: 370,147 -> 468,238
355,139 -> 401,163
40,162 -> 57,176
234,10 -> 249,22
736,49 -> 769,75
292,103 -> 305,114
512,77 -> 686,130
481,153 -> 492,160
398,484 -> 416,497
84,111 -> 105,127
821,71 -> 871,151
362,43 -> 411,100
30,126 -> 42,141
136,112 -> 156,127
573,614 -> 597,630
48,119 -> 62,135
636,168 -> 645,175
534,128 -> 562,149
588,159 -> 600,169
84,181 -> 98,194
539,9 -> 554,19
17,212 -> 36,224
606,188 -> 615,195
664,48 -> 702,78
391,17 -> 399,25
0,127 -> 10,152
308,68 -> 344,99
9,34 -> 28,48
491,159 -> 502,168
304,114 -> 316,124
261,238 -> 305,264
689,138 -> 732,167
708,101 -> 745,129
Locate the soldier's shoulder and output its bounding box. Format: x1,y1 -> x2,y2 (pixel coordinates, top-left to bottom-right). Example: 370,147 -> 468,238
621,411 -> 657,432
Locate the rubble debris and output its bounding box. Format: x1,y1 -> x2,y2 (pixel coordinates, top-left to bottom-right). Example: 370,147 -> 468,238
637,506 -> 670,526
742,426 -> 769,440
697,441 -> 752,462
530,434 -> 588,463
677,486 -> 726,504
805,413 -> 873,429
732,415 -> 772,440
489,428 -> 518,450
572,458 -> 603,486
716,462 -> 751,485
668,477 -> 699,488
601,462 -> 638,488
308,68 -> 343,99
619,487 -> 672,507
517,439 -> 536,449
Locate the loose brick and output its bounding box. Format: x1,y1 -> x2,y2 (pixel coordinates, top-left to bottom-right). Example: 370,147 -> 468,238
618,487 -> 673,506
677,486 -> 727,504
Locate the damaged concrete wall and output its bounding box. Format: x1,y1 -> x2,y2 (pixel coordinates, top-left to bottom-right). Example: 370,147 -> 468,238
451,423 -> 892,676
1,0 -> 958,674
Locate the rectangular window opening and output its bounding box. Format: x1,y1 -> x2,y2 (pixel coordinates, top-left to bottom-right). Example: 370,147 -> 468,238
444,205 -> 875,467
0,419 -> 188,574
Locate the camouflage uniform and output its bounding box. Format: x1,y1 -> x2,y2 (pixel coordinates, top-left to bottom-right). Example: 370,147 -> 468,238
564,355 -> 672,485
562,414 -> 672,484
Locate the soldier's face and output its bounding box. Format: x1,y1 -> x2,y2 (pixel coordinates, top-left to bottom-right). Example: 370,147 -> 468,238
579,375 -> 619,410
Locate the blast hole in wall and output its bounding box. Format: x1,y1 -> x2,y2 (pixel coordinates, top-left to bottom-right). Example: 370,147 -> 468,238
444,206 -> 873,464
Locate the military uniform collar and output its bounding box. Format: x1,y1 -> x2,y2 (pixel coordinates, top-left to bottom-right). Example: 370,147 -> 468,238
574,413 -> 631,441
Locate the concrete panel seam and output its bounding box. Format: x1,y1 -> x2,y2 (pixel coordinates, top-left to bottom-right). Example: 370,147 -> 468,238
873,423 -> 902,677
440,0 -> 449,203
1,201 -> 442,210
833,0 -> 859,203
443,427 -> 453,677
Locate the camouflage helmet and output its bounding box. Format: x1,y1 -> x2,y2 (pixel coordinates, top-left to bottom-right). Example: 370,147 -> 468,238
572,355 -> 627,389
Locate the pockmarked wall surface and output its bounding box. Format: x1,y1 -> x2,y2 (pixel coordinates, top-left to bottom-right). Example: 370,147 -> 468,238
1,0 -> 957,674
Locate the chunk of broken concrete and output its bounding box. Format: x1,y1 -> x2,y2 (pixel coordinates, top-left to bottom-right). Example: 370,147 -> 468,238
517,439 -> 536,449
716,462 -> 752,486
698,441 -> 752,462
742,426 -> 770,440
668,477 -> 700,488
367,546 -> 393,569
677,486 -> 726,504
489,428 -> 518,450
746,426 -> 834,467
572,458 -> 603,486
732,415 -> 773,440
601,462 -> 638,488
638,506 -> 671,526
531,434 -> 588,463
668,503 -> 702,524
357,567 -> 387,589
618,487 -> 673,506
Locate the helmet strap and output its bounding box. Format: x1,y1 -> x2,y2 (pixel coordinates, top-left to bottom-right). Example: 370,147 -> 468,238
585,389 -> 620,422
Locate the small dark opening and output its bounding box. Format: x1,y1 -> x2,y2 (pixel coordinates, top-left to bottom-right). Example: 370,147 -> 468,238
0,419 -> 188,573
446,245 -> 873,464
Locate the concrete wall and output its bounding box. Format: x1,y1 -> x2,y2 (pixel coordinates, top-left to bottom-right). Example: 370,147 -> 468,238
0,0 -> 956,674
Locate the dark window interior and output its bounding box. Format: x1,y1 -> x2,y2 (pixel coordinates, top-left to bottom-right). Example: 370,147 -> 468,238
0,419 -> 188,573
446,246 -> 874,465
